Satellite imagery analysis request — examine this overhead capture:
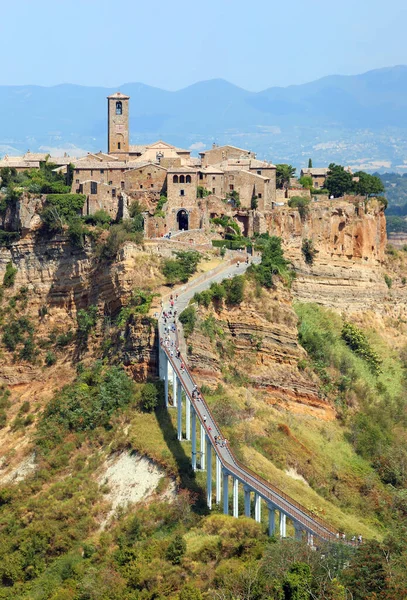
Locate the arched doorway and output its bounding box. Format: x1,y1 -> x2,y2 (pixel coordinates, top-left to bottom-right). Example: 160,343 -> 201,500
177,209 -> 189,231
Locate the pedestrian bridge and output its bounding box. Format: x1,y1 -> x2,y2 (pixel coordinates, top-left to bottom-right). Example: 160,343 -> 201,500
158,261 -> 344,545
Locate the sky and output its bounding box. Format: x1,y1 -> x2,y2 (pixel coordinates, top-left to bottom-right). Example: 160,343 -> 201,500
1,0 -> 407,91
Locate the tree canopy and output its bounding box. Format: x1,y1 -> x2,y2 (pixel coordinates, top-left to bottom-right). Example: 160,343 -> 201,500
276,164 -> 296,189
325,164 -> 354,198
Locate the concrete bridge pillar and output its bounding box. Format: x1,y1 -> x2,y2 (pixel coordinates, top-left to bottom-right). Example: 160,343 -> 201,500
307,532 -> 314,546
268,505 -> 276,536
206,435 -> 212,509
191,408 -> 197,471
177,381 -> 183,441
279,512 -> 287,538
254,493 -> 261,523
233,478 -> 239,518
186,395 -> 191,441
244,486 -> 251,517
172,370 -> 178,407
164,354 -> 169,408
223,470 -> 229,515
216,456 -> 222,504
200,424 -> 206,471
294,524 -> 303,541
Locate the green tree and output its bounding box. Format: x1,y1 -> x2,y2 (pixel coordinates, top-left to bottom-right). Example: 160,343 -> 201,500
166,534 -> 186,565
140,383 -> 158,412
325,164 -> 353,198
77,305 -> 98,337
353,171 -> 385,197
179,583 -> 203,600
224,275 -> 245,305
276,164 -> 296,189
179,306 -> 196,337
308,158 -> 313,168
252,236 -> 290,288
301,239 -> 316,265
288,196 -> 311,220
282,563 -> 312,600
299,176 -> 313,190
3,261 -> 17,287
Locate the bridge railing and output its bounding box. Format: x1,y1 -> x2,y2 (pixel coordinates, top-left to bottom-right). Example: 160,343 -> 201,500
161,340 -> 344,543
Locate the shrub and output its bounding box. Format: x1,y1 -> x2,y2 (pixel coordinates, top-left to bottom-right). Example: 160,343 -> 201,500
341,322 -> 382,375
67,216 -> 89,248
166,534 -> 186,565
3,261 -> 17,287
250,236 -> 290,288
98,221 -> 143,259
301,239 -> 317,265
37,365 -> 136,438
288,196 -> 311,220
45,194 -> 86,219
161,250 -> 201,284
224,275 -> 245,305
84,209 -> 112,228
251,195 -> 258,209
45,351 -> 57,366
77,305 -> 98,337
140,383 -> 158,412
384,274 -> 393,289
179,306 -> 196,337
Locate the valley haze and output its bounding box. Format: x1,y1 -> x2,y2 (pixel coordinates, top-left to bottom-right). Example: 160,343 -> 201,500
2,65 -> 407,173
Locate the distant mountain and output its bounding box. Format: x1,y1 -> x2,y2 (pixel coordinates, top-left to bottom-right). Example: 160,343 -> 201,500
2,66 -> 407,171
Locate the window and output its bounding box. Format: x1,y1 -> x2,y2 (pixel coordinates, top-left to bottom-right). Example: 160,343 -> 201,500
257,170 -> 261,175
180,189 -> 185,196
116,101 -> 122,115
229,184 -> 234,191
91,182 -> 97,195
186,175 -> 191,184
76,169 -> 79,174
118,142 -> 121,150
108,180 -> 112,185
75,179 -> 79,184
199,172 -> 203,180
212,176 -> 216,181
140,184 -> 143,189
90,170 -> 93,177
314,181 -> 319,188
148,172 -> 151,177
100,169 -> 104,174
173,175 -> 179,183
212,188 -> 216,194
180,175 -> 185,183
258,193 -> 262,198
112,188 -> 116,198
151,184 -> 154,188
121,181 -> 125,189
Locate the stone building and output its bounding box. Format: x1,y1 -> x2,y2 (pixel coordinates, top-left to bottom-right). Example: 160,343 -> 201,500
0,91 -> 278,237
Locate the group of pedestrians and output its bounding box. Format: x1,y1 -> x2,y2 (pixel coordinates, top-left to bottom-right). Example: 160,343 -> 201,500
214,435 -> 228,448
336,532 -> 363,545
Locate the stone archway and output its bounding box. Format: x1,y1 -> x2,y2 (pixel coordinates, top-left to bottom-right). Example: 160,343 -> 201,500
177,209 -> 189,231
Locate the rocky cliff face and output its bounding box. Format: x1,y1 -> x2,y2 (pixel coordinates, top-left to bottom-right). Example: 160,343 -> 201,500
186,285 -> 334,420
259,199 -> 399,315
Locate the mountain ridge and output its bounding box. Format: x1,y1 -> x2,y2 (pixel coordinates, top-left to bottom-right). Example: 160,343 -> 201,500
1,65 -> 407,171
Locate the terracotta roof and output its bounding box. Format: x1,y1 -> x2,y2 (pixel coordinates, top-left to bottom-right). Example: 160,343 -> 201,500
301,168 -> 329,176
0,158 -> 40,168
129,145 -> 147,153
107,91 -> 130,99
167,166 -> 198,173
199,144 -> 254,155
200,166 -> 224,174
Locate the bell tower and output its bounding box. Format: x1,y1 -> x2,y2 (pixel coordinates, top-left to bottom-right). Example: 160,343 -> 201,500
107,92 -> 130,156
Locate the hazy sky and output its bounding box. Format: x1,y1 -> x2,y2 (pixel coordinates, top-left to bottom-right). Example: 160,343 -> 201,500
2,0 -> 407,90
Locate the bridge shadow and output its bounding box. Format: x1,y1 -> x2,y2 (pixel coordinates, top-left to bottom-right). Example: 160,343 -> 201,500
154,401 -> 209,515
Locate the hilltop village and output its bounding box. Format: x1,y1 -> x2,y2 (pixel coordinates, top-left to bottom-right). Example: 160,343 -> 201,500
0,92 -> 332,239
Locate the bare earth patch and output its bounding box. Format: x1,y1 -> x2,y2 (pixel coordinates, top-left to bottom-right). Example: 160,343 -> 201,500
285,467 -> 310,487
0,451 -> 36,484
98,452 -> 176,524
